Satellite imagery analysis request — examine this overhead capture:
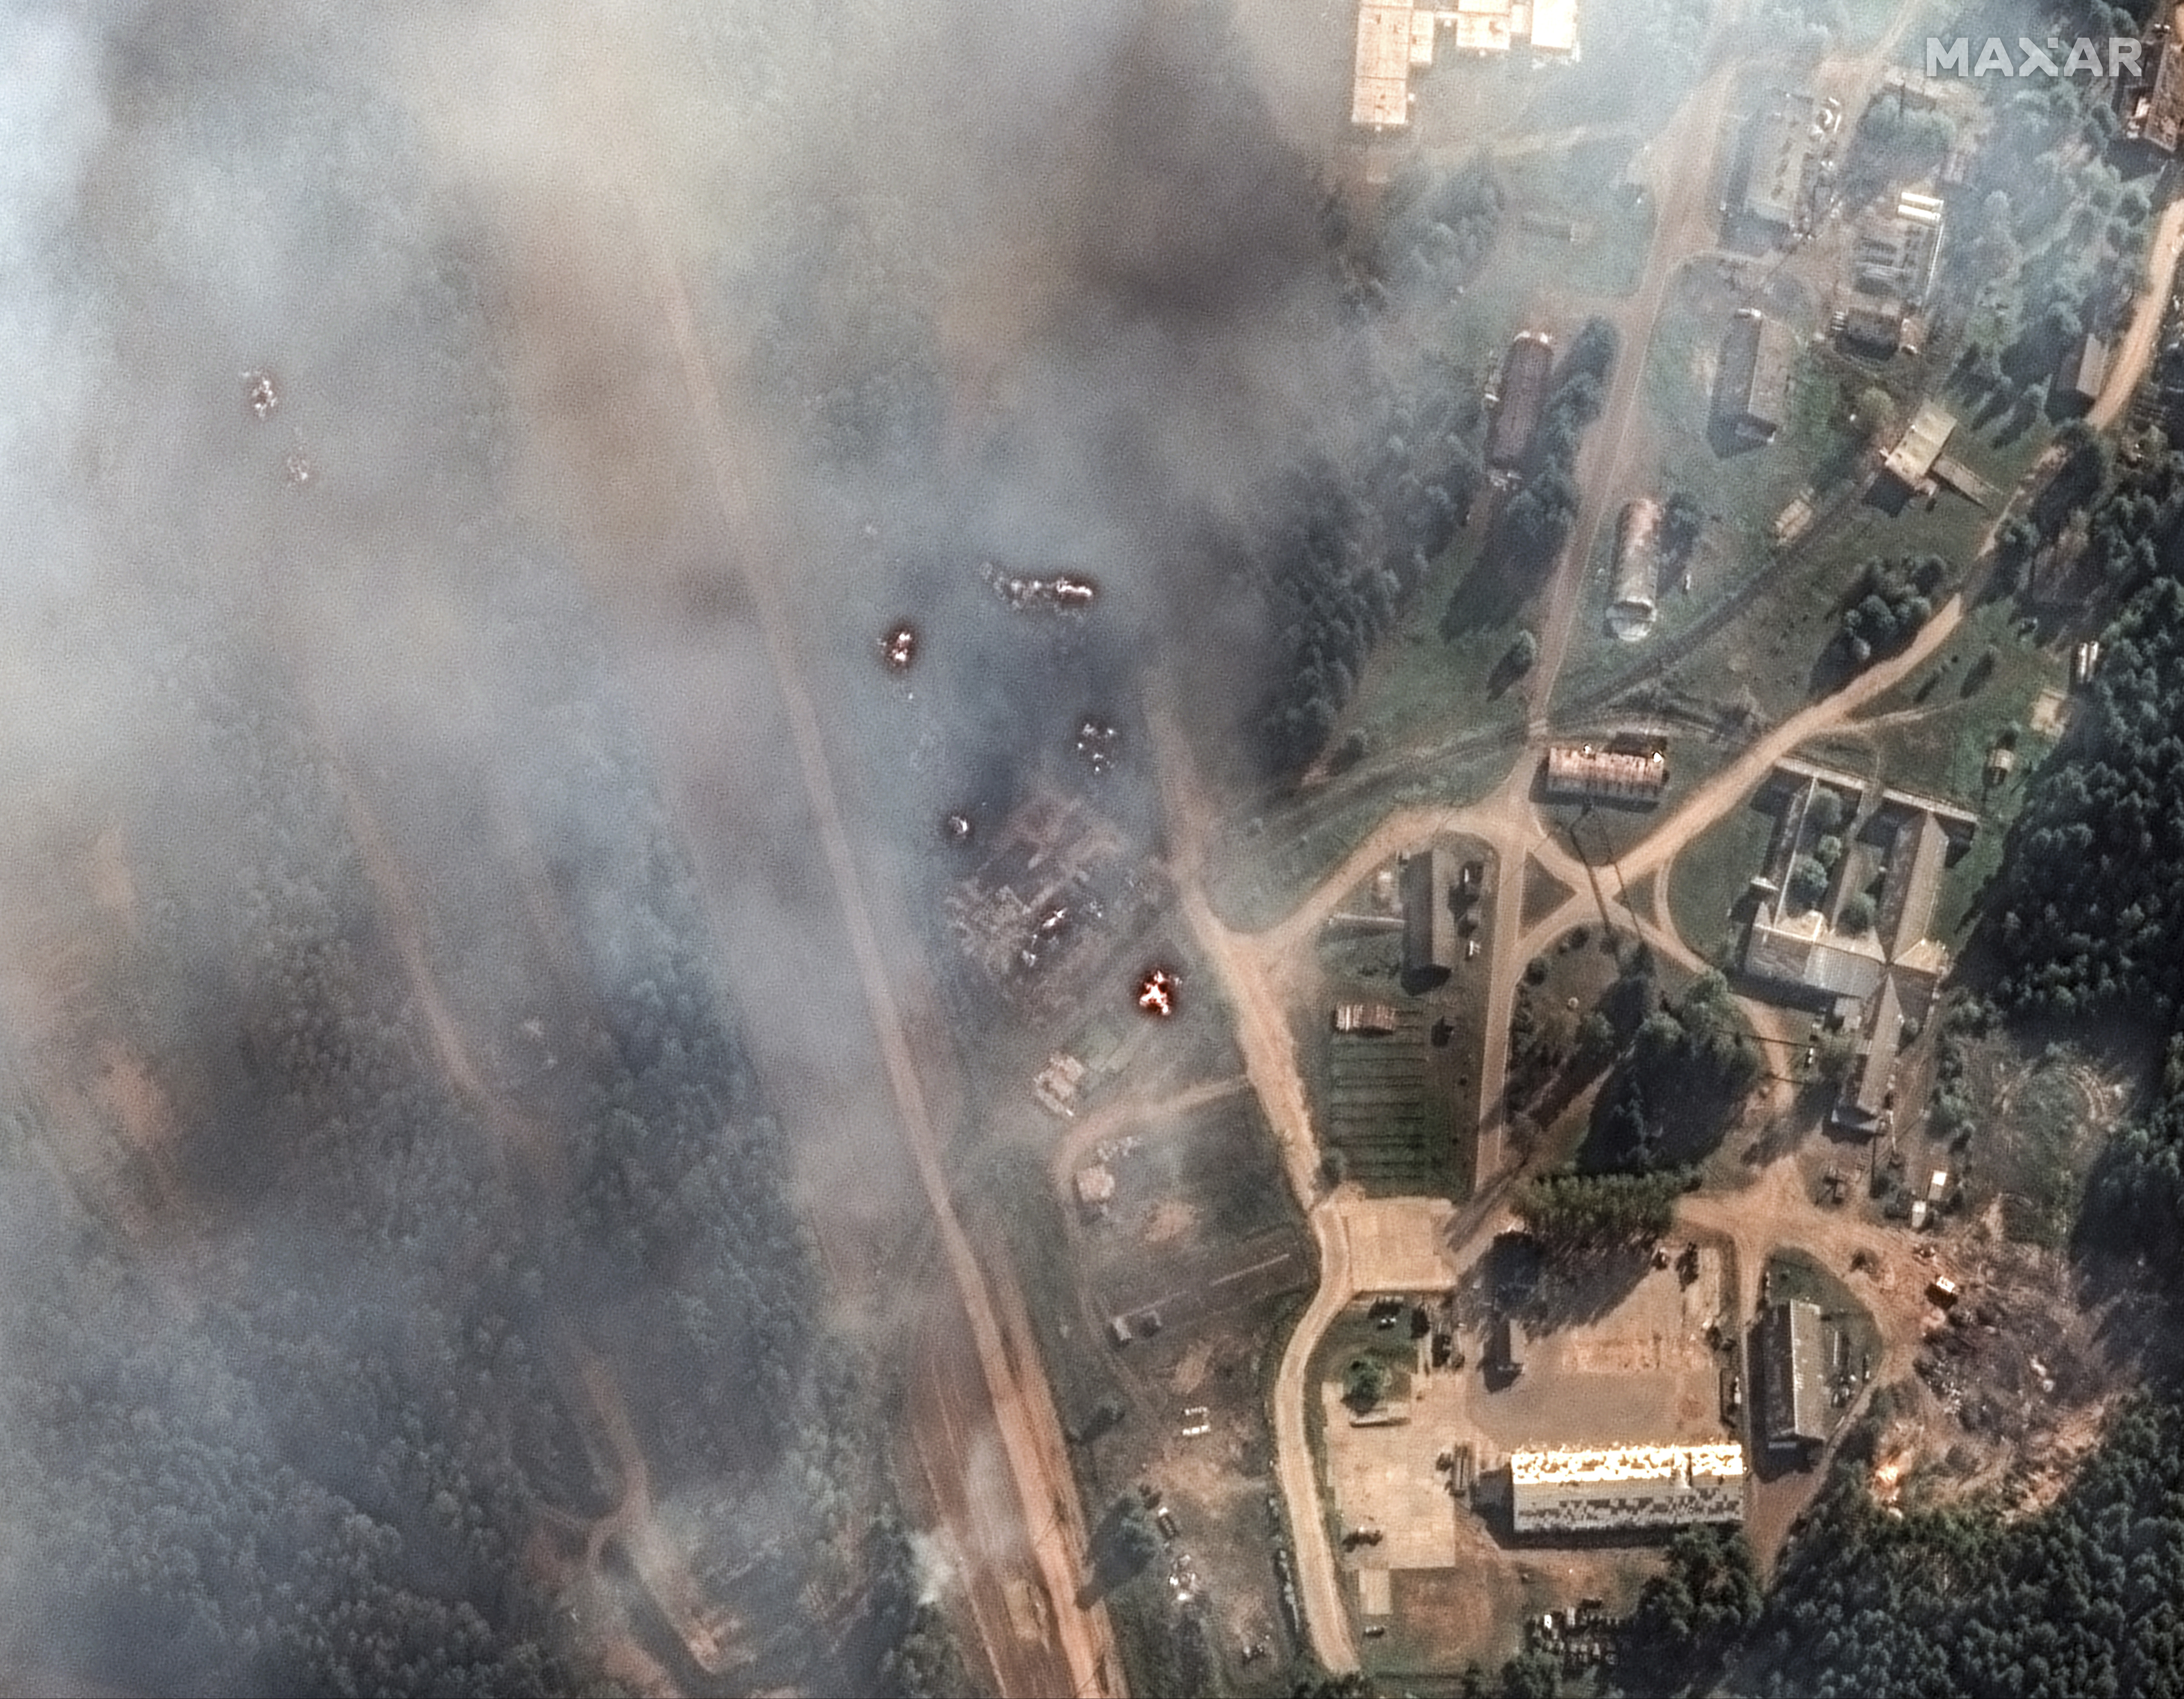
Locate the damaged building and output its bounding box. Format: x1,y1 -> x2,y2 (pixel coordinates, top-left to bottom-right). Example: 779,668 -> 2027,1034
1714,308 -> 1794,444
1542,738 -> 1669,806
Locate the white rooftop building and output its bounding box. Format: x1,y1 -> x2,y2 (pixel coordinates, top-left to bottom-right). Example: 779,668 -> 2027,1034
1511,1444 -> 1747,1533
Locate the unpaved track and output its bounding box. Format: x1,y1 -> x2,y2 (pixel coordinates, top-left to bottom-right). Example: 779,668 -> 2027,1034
1527,55 -> 1742,731
2092,194 -> 2184,431
1272,1199 -> 1358,1671
1175,589 -> 1966,1669
626,192 -> 1114,1699
1047,1076 -> 1251,1196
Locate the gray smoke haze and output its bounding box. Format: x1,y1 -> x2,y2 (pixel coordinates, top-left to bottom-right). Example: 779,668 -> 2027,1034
0,0 -> 1377,1691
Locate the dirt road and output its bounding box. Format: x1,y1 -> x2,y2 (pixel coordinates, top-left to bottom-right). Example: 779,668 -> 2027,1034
1047,1075 -> 1251,1195
629,200 -> 1115,1699
2091,194 -> 2184,430
1271,1199 -> 1358,1671
1528,57 -> 1743,729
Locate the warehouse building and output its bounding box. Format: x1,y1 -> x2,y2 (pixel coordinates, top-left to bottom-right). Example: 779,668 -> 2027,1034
1510,1444 -> 1747,1534
1743,93 -> 1816,230
1401,847 -> 1455,990
1761,1299 -> 1829,1450
1488,331 -> 1555,471
1880,399 -> 1956,489
1608,498 -> 1663,641
1714,309 -> 1795,444
1833,972 -> 1905,1134
1353,2 -> 1418,127
2056,334 -> 2109,411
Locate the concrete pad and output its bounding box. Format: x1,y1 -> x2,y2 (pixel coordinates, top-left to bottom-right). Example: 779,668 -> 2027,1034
1340,1194 -> 1458,1294
1322,1375 -> 1464,1569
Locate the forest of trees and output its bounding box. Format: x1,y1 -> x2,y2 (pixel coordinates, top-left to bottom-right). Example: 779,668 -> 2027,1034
1989,447 -> 2184,1020
1940,9 -> 2157,409
1581,964 -> 1761,1172
1512,1167 -> 1690,1254
1503,317 -> 1621,572
1624,1527 -> 1763,1691
1752,1399 -> 2184,1698
1837,554 -> 1945,669
1246,157 -> 1506,775
0,593 -> 922,1695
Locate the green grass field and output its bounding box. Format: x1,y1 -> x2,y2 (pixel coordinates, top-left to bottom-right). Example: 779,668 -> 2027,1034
1664,790 -> 1780,966
1554,256 -> 2058,738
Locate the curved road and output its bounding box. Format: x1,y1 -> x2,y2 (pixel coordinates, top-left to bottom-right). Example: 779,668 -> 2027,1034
1155,575 -> 1970,1670
2091,194 -> 2184,431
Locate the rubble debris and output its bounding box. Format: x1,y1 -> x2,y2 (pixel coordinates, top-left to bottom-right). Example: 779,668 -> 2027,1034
942,812 -> 974,845
980,560 -> 1100,615
1137,966 -> 1179,1018
880,622 -> 918,672
284,446 -> 314,485
244,369 -> 280,419
1075,718 -> 1120,774
1034,1052 -> 1087,1118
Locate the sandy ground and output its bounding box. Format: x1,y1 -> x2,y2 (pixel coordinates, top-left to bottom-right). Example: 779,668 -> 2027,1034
2091,194 -> 2184,431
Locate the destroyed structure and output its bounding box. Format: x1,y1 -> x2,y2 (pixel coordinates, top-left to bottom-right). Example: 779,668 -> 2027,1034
1332,1001 -> 1400,1035
1542,738 -> 1669,806
945,790 -> 1154,1015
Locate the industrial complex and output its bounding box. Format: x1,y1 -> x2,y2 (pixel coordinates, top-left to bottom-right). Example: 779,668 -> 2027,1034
1351,0 -> 1580,129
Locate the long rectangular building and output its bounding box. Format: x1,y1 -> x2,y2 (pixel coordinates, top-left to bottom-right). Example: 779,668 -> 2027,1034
1487,331 -> 1554,470
1401,847 -> 1455,989
1762,1300 -> 1829,1448
1543,741 -> 1669,805
1354,2 -> 1417,128
1511,1444 -> 1746,1533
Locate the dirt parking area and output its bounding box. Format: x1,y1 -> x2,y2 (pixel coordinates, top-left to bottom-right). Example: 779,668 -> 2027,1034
1321,1367 -> 1466,1571
1339,1193 -> 1459,1292
1317,1246 -> 1739,1675
1466,1248 -> 1735,1456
